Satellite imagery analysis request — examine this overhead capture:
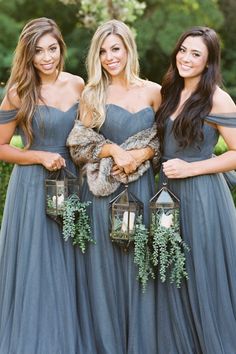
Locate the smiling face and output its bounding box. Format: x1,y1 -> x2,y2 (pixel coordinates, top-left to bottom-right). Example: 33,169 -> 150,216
99,34 -> 128,79
33,33 -> 61,79
176,36 -> 209,83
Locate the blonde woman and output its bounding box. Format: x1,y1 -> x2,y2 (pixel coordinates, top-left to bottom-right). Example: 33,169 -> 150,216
0,18 -> 84,353
68,20 -> 161,354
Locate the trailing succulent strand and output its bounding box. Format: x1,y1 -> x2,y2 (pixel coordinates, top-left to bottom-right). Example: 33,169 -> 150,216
110,212 -> 190,291
133,215 -> 154,292
150,212 -> 189,288
62,194 -> 95,252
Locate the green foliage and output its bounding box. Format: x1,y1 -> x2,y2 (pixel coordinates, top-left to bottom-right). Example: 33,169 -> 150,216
62,194 -> 95,252
135,0 -> 224,82
150,211 -> 190,288
0,13 -> 22,83
133,215 -> 154,291
214,136 -> 228,155
10,135 -> 24,149
0,136 -> 23,227
218,0 -> 236,100
0,162 -> 13,226
59,0 -> 146,28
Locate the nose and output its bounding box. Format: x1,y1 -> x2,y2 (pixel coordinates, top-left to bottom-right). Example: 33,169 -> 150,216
105,50 -> 114,61
182,52 -> 191,62
42,50 -> 52,61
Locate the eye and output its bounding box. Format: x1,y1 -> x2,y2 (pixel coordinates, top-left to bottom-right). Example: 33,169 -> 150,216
35,48 -> 43,55
179,47 -> 185,53
49,46 -> 58,52
193,52 -> 200,57
112,47 -> 120,52
99,49 -> 106,55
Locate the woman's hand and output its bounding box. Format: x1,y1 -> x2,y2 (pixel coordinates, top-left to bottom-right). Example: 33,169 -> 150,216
37,151 -> 66,171
129,147 -> 154,166
111,146 -> 138,175
162,158 -> 192,179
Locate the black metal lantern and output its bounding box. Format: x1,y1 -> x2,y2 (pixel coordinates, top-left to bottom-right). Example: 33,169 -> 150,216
109,185 -> 143,251
45,168 -> 80,224
149,182 -> 180,232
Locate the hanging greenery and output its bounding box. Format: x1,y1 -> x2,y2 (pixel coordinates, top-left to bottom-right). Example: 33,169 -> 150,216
47,193 -> 94,253
150,211 -> 189,288
133,215 -> 154,291
62,194 -> 95,252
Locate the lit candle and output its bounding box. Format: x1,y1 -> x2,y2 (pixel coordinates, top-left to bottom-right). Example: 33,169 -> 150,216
159,212 -> 173,228
52,194 -> 64,207
57,194 -> 64,206
121,211 -> 135,232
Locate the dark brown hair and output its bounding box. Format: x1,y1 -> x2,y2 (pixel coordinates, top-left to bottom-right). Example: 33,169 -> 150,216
156,26 -> 222,151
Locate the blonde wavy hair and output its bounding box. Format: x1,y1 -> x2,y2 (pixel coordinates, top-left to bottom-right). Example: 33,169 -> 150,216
6,17 -> 66,148
81,19 -> 142,128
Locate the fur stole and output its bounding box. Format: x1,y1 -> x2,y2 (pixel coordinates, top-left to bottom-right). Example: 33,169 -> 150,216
67,120 -> 160,196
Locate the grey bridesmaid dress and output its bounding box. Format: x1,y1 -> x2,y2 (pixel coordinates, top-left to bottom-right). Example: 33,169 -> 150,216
76,104 -> 158,354
157,114 -> 236,354
0,104 -> 81,354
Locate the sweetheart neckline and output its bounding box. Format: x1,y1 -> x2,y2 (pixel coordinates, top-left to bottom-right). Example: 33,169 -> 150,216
36,102 -> 79,113
106,103 -> 154,115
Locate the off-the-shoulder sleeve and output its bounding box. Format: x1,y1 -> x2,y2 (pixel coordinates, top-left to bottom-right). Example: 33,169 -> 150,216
205,113 -> 236,127
206,113 -> 236,190
0,109 -> 18,124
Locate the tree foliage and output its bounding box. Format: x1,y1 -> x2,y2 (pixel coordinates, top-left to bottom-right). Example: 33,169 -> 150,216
59,0 -> 146,28
135,0 -> 224,82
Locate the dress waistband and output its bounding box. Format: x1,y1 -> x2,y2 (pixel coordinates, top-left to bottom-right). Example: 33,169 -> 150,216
161,154 -> 212,162
30,146 -> 70,155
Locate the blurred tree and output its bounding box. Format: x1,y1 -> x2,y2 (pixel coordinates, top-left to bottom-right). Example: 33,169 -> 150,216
0,0 -> 23,84
0,0 -> 86,87
218,0 -> 236,99
59,0 -> 146,28
134,0 -> 224,82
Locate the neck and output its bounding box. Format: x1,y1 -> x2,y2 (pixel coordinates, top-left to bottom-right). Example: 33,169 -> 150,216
40,71 -> 59,86
110,73 -> 129,87
183,76 -> 201,93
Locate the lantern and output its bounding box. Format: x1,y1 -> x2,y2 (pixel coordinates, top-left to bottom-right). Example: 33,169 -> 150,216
149,182 -> 180,232
109,185 -> 143,251
45,168 -> 80,224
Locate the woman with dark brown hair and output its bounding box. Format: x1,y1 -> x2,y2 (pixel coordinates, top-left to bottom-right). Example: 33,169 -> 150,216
0,17 -> 84,353
156,26 -> 236,353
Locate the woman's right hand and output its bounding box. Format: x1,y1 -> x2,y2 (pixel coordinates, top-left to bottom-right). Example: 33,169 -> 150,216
111,145 -> 137,175
37,151 -> 66,171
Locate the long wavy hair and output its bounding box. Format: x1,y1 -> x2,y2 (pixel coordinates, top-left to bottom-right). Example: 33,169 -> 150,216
156,26 -> 222,152
6,17 -> 66,148
81,19 -> 142,128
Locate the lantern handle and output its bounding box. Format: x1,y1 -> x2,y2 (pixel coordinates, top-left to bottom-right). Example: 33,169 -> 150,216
48,167 -> 77,180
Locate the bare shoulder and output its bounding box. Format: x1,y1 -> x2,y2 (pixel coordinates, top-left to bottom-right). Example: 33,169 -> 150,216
143,79 -> 161,93
142,79 -> 162,111
60,72 -> 85,94
0,86 -> 21,110
211,86 -> 236,114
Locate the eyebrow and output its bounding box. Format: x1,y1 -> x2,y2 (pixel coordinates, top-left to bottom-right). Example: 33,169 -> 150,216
100,43 -> 120,50
180,45 -> 202,54
35,42 -> 58,49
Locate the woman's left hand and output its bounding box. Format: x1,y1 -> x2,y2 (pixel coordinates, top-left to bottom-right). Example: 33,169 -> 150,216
162,158 -> 192,179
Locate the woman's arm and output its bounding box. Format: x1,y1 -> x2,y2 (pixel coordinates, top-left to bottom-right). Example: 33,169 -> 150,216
99,143 -> 138,175
0,96 -> 65,170
78,101 -> 138,174
163,89 -> 236,179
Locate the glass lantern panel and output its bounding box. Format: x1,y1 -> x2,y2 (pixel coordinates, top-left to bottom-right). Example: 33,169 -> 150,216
67,179 -> 80,196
